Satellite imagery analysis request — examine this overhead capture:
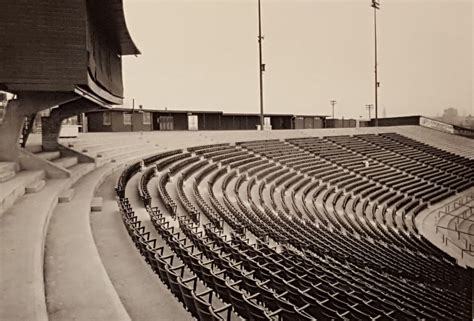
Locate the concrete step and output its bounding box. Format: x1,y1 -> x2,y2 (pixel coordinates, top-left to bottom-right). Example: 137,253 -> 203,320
104,149 -> 157,169
0,171 -> 16,183
43,164 -> 131,321
69,163 -> 96,186
53,157 -> 78,169
0,178 -> 72,321
95,143 -> 145,157
69,139 -> 137,153
36,151 -> 61,161
80,141 -> 129,153
0,162 -> 18,183
96,145 -> 155,167
91,197 -> 103,212
25,144 -> 42,154
25,179 -> 46,193
0,170 -> 46,216
89,173 -> 195,321
58,188 -> 75,203
0,162 -> 19,173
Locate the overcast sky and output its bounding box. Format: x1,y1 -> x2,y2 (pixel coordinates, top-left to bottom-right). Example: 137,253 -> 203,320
122,0 -> 472,119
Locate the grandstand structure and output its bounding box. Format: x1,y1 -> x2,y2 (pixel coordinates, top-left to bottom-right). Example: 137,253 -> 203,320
0,2 -> 473,321
113,127 -> 473,321
0,0 -> 140,164
1,125 -> 473,320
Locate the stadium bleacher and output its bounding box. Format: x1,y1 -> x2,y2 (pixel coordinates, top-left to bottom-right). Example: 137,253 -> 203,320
1,126 -> 473,320
115,130 -> 473,320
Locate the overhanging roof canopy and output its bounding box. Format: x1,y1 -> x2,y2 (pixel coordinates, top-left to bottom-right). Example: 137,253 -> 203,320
90,0 -> 141,56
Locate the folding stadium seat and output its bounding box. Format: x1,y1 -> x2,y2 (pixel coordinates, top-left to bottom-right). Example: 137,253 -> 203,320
164,263 -> 191,304
223,281 -> 255,319
192,288 -> 232,321
301,295 -> 349,320
193,260 -> 217,291
176,275 -> 201,318
207,304 -> 234,321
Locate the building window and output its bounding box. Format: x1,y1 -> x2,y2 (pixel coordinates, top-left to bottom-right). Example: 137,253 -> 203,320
103,112 -> 111,125
123,113 -> 132,125
143,112 -> 151,125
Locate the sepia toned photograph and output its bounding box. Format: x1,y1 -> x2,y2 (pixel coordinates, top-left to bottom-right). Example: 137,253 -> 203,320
0,0 -> 473,320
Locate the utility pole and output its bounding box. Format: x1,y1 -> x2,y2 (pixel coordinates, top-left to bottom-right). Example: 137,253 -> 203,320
366,104 -> 374,119
371,0 -> 381,126
131,98 -> 135,132
330,100 -> 337,119
257,0 -> 265,130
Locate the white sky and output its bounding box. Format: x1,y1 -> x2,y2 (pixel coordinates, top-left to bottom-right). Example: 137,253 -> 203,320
122,0 -> 473,119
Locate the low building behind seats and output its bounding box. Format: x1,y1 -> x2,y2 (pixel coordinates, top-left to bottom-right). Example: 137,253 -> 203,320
84,108 -> 333,132
325,118 -> 357,128
84,108 -> 474,138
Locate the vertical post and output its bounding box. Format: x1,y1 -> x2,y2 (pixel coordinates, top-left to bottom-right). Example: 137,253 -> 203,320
374,6 -> 378,126
131,98 -> 135,132
330,100 -> 336,119
472,266 -> 474,319
372,0 -> 380,127
258,0 -> 264,130
366,104 -> 374,120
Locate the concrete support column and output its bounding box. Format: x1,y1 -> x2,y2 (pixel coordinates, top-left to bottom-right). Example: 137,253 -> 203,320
41,117 -> 62,151
41,99 -> 101,151
0,92 -> 78,162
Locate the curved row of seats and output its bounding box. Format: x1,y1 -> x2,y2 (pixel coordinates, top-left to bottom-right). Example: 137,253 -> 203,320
115,136 -> 473,320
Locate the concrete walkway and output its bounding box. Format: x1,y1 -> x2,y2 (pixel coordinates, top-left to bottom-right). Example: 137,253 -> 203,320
44,163 -> 130,321
0,178 -> 70,321
90,172 -> 193,321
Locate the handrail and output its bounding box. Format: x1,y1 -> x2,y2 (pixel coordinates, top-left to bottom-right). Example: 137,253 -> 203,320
439,234 -> 474,259
437,210 -> 474,223
443,194 -> 474,212
434,191 -> 474,260
436,225 -> 474,237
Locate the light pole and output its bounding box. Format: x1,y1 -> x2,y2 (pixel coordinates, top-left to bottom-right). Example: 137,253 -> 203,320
131,98 -> 135,132
366,104 -> 374,119
330,100 -> 337,119
257,0 -> 265,130
371,0 -> 380,126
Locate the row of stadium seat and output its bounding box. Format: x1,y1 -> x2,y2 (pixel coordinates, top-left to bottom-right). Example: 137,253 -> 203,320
115,133 -> 472,320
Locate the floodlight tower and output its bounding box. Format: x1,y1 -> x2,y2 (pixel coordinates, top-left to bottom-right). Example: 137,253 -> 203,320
371,0 -> 381,127
257,0 -> 265,130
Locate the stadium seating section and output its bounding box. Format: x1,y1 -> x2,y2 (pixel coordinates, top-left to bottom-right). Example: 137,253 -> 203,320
116,132 -> 474,320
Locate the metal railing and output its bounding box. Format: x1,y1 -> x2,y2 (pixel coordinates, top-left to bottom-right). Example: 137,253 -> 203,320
438,232 -> 474,259
435,192 -> 474,258
443,194 -> 474,213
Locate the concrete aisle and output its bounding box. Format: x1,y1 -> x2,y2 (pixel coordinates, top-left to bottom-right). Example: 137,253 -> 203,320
91,172 -> 193,321
0,178 -> 69,321
44,164 -> 130,321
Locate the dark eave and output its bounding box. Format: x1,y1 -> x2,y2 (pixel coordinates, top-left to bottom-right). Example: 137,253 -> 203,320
111,0 -> 141,55
93,0 -> 140,56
